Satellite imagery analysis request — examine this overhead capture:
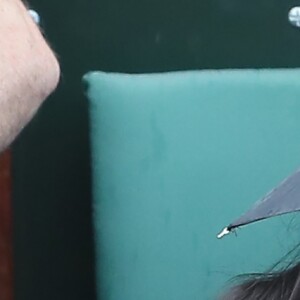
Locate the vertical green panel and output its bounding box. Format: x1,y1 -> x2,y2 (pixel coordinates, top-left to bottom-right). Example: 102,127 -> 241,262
86,70 -> 300,300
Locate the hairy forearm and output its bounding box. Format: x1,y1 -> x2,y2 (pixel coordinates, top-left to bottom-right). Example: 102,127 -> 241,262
0,0 -> 60,151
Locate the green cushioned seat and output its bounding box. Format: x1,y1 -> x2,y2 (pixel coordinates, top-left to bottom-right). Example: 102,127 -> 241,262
83,70 -> 300,300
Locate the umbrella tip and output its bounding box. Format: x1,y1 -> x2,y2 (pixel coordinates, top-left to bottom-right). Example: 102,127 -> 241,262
217,227 -> 230,239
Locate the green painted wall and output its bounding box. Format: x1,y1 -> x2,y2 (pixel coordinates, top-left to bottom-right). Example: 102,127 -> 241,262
12,1 -> 300,300
86,70 -> 300,300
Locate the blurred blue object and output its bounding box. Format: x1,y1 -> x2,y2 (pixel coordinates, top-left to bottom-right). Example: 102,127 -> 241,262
28,9 -> 40,25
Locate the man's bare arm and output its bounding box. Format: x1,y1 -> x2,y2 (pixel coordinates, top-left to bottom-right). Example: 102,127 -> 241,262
0,0 -> 60,152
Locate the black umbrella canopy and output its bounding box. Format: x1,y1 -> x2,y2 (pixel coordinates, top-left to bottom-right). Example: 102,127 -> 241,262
217,168 -> 300,239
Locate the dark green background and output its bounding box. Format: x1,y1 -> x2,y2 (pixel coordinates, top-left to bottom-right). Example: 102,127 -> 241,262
11,0 -> 300,299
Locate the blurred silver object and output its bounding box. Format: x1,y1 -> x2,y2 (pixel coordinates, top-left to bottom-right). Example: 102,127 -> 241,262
28,9 -> 40,25
217,168 -> 300,239
289,7 -> 300,28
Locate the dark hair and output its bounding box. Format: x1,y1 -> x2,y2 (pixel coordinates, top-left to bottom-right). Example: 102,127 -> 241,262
220,262 -> 300,300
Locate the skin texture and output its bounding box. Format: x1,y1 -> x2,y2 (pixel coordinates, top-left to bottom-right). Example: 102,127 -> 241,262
0,0 -> 60,152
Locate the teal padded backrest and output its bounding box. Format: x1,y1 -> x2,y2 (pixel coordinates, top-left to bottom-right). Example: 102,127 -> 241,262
83,70 -> 300,300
